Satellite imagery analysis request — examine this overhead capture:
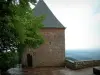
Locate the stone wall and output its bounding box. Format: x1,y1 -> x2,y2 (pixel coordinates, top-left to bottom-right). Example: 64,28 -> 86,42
65,60 -> 100,69
65,60 -> 76,69
22,28 -> 65,67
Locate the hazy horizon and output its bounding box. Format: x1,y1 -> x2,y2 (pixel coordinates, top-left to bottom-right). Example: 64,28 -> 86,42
66,48 -> 100,51
65,49 -> 100,60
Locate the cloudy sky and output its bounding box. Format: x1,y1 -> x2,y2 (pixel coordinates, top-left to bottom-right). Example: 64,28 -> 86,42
33,0 -> 100,50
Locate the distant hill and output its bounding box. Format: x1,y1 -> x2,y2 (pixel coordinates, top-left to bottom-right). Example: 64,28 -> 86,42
66,57 -> 78,61
65,49 -> 100,61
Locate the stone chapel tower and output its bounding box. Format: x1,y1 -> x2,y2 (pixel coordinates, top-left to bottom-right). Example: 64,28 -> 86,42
22,0 -> 65,67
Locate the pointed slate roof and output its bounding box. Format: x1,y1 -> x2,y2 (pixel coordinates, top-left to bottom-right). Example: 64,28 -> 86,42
33,0 -> 65,28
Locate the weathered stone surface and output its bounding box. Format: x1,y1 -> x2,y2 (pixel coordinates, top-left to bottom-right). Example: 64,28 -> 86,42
65,60 -> 100,69
23,67 -> 94,75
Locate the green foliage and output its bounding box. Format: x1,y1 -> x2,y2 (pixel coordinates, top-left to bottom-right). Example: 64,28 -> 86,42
0,52 -> 18,71
9,0 -> 44,48
0,0 -> 44,66
10,5 -> 44,47
9,0 -> 45,63
0,1 -> 19,71
0,1 -> 18,52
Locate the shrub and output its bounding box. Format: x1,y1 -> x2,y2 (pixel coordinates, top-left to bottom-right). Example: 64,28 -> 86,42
0,51 -> 18,71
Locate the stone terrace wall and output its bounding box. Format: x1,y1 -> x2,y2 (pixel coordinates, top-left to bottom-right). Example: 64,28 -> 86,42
65,60 -> 76,69
65,60 -> 100,69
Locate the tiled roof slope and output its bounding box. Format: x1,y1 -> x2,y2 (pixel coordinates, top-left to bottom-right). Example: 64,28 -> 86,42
33,0 -> 65,28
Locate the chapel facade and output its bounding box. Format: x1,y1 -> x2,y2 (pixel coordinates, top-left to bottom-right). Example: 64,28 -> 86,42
22,0 -> 65,67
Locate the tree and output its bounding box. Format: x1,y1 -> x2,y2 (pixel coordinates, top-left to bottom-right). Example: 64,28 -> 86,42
10,0 -> 44,63
0,0 -> 18,53
0,0 -> 19,72
0,0 -> 44,70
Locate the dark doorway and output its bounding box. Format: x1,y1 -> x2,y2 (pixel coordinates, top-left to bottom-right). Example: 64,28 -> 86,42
27,54 -> 32,67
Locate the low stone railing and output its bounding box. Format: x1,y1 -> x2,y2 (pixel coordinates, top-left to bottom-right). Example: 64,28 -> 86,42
65,60 -> 100,69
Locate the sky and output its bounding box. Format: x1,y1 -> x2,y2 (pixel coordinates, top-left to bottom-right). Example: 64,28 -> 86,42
31,0 -> 100,50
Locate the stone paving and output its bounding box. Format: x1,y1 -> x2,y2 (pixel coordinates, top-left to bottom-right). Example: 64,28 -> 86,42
23,67 -> 95,75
